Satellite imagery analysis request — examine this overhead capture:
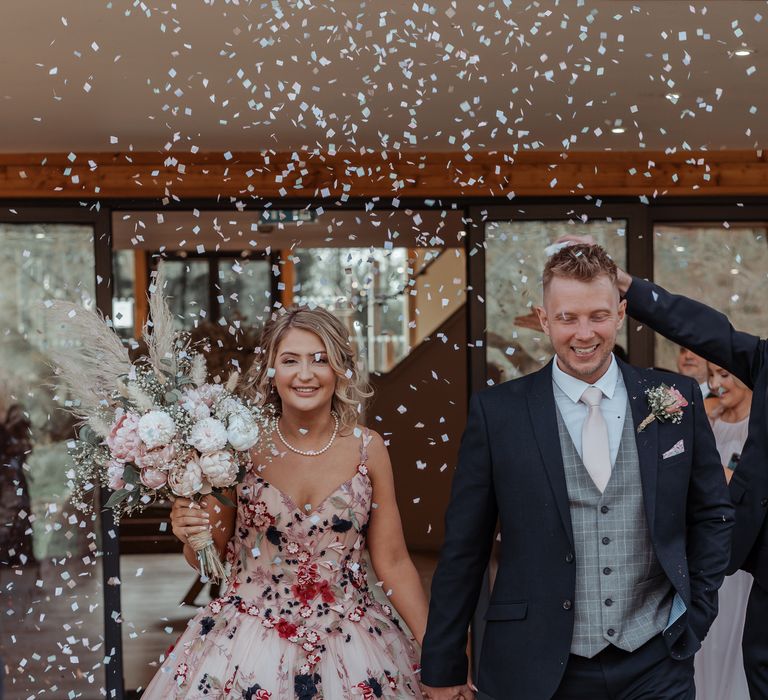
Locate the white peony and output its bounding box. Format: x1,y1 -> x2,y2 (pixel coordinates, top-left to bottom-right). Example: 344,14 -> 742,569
186,401 -> 211,421
137,410 -> 177,449
226,412 -> 260,451
188,417 -> 228,454
198,450 -> 238,488
168,459 -> 204,497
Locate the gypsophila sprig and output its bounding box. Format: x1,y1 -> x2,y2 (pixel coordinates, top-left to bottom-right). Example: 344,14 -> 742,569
48,275 -> 273,581
637,383 -> 689,433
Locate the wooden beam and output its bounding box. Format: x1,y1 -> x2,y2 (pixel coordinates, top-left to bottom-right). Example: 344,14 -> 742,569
2,150 -> 768,199
278,253 -> 295,307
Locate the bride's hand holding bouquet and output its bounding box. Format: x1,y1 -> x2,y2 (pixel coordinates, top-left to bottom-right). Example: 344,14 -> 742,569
48,274 -> 271,580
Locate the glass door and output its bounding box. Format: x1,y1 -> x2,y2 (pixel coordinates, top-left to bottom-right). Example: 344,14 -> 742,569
468,205 -> 636,390
652,222 -> 768,374
0,210 -> 118,700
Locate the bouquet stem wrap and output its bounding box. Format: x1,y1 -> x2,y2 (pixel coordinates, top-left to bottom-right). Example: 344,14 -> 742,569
187,530 -> 227,582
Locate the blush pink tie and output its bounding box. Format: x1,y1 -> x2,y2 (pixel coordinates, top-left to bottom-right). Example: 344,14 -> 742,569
580,386 -> 612,492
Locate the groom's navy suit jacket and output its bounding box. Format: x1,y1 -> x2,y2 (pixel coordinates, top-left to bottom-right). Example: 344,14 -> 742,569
626,277 -> 768,587
420,359 -> 733,700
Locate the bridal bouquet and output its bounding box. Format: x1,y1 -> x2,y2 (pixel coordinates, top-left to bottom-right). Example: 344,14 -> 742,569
48,276 -> 270,581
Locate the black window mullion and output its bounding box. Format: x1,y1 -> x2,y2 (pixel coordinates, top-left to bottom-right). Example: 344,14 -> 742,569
93,207 -> 126,700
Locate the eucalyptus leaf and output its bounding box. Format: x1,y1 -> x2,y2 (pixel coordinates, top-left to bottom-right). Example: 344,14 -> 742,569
78,426 -> 100,445
123,464 -> 140,485
104,488 -> 131,509
164,389 -> 182,403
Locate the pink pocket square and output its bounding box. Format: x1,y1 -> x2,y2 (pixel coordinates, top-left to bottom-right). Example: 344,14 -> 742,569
663,439 -> 685,459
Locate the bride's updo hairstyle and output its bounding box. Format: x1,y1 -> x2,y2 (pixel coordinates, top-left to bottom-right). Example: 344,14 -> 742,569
244,305 -> 372,433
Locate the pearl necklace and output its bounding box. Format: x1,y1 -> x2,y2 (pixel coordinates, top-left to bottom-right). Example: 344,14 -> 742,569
276,412 -> 339,456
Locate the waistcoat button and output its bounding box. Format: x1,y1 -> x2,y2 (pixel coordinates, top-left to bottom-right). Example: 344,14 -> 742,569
602,537 -> 611,545
607,628 -> 616,637
565,552 -> 574,563
603,567 -> 612,575
563,599 -> 572,610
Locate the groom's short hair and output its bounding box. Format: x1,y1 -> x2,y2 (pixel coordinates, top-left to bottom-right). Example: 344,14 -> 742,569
543,243 -> 618,291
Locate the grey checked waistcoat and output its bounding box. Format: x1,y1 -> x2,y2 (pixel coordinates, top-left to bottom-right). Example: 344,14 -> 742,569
555,388 -> 674,658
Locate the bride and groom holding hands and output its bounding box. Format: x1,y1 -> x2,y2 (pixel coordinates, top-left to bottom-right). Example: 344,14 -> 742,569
156,239 -> 764,699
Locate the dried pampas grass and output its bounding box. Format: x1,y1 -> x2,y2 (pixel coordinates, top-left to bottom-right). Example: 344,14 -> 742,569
143,268 -> 180,377
225,371 -> 240,393
191,353 -> 208,387
127,382 -> 154,412
87,414 -> 112,438
46,302 -> 131,415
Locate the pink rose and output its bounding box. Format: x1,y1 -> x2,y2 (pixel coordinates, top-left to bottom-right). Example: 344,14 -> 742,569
107,461 -> 126,490
139,467 -> 168,489
665,387 -> 688,413
136,443 -> 176,471
168,459 -> 204,497
198,449 -> 238,488
106,409 -> 142,462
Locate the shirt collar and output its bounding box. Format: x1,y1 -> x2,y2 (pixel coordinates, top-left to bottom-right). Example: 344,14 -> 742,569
552,353 -> 619,404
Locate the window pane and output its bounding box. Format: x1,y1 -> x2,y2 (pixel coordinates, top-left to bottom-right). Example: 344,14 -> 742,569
159,259 -> 210,330
216,257 -> 271,331
112,249 -> 137,339
293,247 -> 411,374
485,220 -> 628,382
0,223 -> 105,698
653,224 -> 768,373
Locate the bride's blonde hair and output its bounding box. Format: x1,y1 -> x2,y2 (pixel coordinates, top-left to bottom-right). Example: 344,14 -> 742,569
244,305 -> 372,432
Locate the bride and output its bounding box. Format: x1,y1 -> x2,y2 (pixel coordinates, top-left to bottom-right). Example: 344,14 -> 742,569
142,305 -> 427,699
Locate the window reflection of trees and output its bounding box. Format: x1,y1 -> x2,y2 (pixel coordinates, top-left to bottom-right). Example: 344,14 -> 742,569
485,220 -> 627,382
654,225 -> 768,372
0,223 -> 104,699
293,248 -> 409,374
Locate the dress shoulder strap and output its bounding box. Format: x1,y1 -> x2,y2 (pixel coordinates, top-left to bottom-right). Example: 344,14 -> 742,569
358,427 -> 373,464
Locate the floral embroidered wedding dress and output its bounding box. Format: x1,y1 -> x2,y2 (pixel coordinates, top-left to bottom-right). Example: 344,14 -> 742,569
143,432 -> 423,699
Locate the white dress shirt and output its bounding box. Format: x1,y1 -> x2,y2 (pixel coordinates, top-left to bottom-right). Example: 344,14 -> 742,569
551,354 -> 628,466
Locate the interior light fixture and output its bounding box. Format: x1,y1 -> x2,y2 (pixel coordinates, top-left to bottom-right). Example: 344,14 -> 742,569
734,48 -> 754,57
611,126 -> 626,134
665,92 -> 680,101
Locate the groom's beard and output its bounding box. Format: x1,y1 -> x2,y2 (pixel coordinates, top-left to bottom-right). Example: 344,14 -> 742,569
556,347 -> 613,382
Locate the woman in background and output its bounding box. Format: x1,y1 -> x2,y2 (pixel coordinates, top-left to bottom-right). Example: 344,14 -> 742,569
144,306 -> 427,699
694,362 -> 753,700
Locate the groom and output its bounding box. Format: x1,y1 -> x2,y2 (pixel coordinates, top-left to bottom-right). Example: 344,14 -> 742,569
420,244 -> 734,699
